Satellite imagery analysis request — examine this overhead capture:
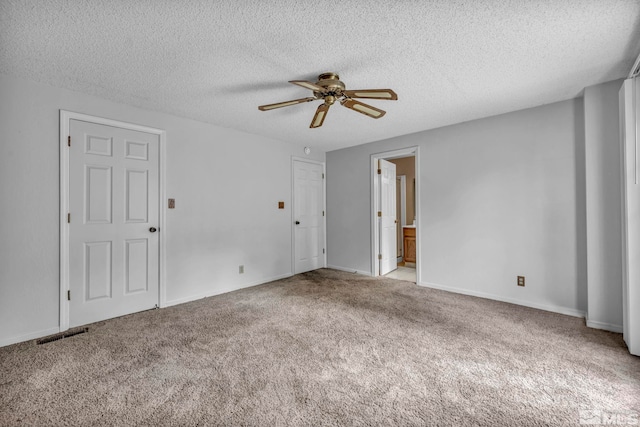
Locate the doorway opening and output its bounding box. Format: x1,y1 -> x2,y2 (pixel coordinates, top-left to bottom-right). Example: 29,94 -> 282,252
371,147 -> 419,283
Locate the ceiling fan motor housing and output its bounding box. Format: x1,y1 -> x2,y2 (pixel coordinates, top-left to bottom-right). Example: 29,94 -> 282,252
315,73 -> 345,104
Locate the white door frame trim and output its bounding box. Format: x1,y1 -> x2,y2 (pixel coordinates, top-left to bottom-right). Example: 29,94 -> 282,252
59,110 -> 167,332
371,147 -> 420,281
620,78 -> 640,355
291,157 -> 327,274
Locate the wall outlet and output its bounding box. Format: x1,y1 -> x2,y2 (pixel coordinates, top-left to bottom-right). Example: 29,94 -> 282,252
517,276 -> 525,287
239,265 -> 244,274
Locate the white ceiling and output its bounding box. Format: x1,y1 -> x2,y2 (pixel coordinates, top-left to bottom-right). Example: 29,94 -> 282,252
1,1 -> 639,152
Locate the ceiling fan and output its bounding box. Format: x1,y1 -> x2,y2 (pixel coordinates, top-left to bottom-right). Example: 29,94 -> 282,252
258,72 -> 398,128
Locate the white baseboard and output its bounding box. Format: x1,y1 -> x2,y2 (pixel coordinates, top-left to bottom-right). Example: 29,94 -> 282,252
327,265 -> 372,276
419,281 -> 586,319
163,273 -> 294,308
585,317 -> 623,333
0,326 -> 60,348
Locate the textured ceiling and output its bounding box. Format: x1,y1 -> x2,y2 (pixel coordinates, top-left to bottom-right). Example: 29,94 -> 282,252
1,0 -> 640,152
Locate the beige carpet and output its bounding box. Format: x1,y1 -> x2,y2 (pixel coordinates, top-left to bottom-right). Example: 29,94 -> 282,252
1,269 -> 639,426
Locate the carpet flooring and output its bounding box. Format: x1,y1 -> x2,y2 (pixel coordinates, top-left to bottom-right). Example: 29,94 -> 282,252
1,269 -> 639,426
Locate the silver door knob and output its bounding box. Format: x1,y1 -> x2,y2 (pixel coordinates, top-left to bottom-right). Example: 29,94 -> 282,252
149,227 -> 157,233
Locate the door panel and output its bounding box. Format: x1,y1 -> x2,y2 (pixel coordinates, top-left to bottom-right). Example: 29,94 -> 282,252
125,239 -> 148,293
85,135 -> 113,156
85,241 -> 112,300
125,169 -> 148,222
379,159 -> 397,275
69,119 -> 159,327
395,177 -> 402,258
294,160 -> 325,274
85,165 -> 112,224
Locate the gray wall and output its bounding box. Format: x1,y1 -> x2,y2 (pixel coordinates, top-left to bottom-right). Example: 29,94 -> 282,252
584,79 -> 624,331
328,98 -> 588,316
0,71 -> 625,345
0,73 -> 325,346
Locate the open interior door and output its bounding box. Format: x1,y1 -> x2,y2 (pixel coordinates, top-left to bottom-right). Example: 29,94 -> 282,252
379,159 -> 397,275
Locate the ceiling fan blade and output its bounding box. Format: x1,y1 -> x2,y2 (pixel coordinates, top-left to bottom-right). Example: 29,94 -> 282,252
341,99 -> 386,119
289,80 -> 325,92
310,103 -> 330,128
343,89 -> 398,100
258,97 -> 316,111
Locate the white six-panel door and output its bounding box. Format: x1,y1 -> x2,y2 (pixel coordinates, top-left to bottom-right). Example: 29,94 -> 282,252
293,160 -> 325,274
68,119 -> 160,327
379,159 -> 397,275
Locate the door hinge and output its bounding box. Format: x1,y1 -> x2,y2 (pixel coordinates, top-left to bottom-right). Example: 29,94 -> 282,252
67,290 -> 71,301
322,173 -> 325,179
322,210 -> 325,216
323,248 -> 325,254
377,168 -> 381,174
378,254 -> 382,260
378,211 -> 382,217
68,136 -> 71,147
67,213 -> 70,223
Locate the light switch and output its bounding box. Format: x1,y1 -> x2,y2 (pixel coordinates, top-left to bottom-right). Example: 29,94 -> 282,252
168,198 -> 175,209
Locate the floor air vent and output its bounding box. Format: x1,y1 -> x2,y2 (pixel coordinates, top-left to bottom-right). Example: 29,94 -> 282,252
36,327 -> 88,345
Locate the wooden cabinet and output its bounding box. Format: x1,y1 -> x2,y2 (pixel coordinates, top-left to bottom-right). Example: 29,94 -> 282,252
403,227 -> 416,263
